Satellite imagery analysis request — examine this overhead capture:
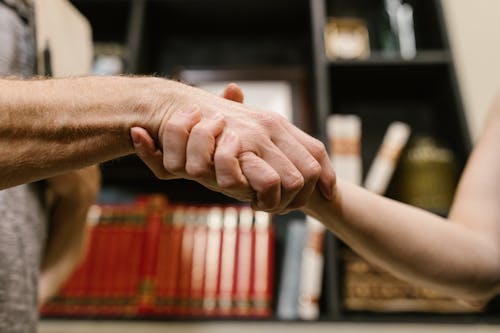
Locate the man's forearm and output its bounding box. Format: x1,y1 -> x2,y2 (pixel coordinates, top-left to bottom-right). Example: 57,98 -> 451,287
0,76 -> 169,189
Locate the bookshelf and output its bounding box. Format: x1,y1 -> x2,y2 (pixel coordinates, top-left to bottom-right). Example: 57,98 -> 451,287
48,0 -> 500,328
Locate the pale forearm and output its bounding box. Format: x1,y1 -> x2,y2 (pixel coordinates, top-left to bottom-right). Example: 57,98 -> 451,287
304,181 -> 500,300
0,76 -> 170,189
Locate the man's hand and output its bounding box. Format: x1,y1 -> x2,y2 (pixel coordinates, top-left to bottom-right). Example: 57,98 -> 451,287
39,165 -> 101,305
131,83 -> 253,201
133,82 -> 336,212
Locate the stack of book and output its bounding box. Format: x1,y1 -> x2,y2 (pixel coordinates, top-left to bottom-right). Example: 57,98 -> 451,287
41,195 -> 274,318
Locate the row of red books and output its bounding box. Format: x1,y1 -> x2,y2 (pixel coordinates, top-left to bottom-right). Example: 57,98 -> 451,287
41,195 -> 274,318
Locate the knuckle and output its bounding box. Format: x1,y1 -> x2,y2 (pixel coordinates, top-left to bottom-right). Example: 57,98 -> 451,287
185,161 -> 211,178
214,149 -> 233,165
305,160 -> 322,180
309,138 -> 327,159
260,173 -> 281,192
191,125 -> 212,139
165,121 -> 187,137
256,111 -> 278,129
283,173 -> 304,193
164,158 -> 185,174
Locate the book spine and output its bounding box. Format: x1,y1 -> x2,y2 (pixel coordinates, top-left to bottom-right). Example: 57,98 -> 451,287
154,207 -> 176,315
251,211 -> 274,318
176,207 -> 196,316
163,207 -> 184,315
138,210 -> 162,315
190,207 -> 208,316
130,207 -> 147,316
298,216 -> 326,320
218,207 -> 238,316
364,121 -> 411,195
276,219 -> 307,320
234,207 -> 254,317
203,206 -> 223,316
327,114 -> 362,185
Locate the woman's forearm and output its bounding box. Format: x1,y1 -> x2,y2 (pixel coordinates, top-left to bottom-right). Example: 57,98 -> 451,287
303,99 -> 500,301
0,76 -> 170,189
304,181 -> 500,301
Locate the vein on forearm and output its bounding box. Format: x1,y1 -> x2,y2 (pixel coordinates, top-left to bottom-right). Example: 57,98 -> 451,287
0,76 -> 155,189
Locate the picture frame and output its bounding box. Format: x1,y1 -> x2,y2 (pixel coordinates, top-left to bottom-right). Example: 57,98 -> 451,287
324,17 -> 371,60
176,68 -> 312,133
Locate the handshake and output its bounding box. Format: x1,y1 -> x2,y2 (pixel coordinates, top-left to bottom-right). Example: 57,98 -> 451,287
130,82 -> 336,213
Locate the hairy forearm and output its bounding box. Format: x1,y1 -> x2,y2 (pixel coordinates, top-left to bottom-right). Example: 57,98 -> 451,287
304,181 -> 500,301
0,76 -> 172,189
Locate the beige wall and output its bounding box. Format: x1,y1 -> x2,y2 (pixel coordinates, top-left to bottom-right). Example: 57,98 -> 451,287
441,0 -> 500,141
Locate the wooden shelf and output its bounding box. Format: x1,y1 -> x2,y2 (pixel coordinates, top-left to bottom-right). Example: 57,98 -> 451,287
39,320 -> 500,333
327,50 -> 451,67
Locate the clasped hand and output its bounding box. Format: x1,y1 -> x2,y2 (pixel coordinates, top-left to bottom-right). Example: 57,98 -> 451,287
131,83 -> 335,213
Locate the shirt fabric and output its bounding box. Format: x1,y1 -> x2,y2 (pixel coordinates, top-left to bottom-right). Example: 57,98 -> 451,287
0,2 -> 48,332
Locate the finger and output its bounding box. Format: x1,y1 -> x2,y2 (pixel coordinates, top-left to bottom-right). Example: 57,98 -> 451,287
282,121 -> 336,200
222,83 -> 244,103
254,134 -> 304,211
270,129 -> 321,209
239,151 -> 281,211
162,105 -> 202,175
214,130 -> 251,196
185,113 -> 225,179
131,127 -> 175,179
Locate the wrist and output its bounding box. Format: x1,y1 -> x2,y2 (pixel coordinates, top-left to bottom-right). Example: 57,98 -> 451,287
135,77 -> 185,147
303,185 -> 342,221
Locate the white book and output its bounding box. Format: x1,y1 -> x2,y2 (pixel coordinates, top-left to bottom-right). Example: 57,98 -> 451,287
364,122 -> 411,195
327,114 -> 362,185
298,216 -> 326,320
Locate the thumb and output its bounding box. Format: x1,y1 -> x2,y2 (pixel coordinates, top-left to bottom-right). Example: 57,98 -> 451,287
222,83 -> 244,104
131,127 -> 175,180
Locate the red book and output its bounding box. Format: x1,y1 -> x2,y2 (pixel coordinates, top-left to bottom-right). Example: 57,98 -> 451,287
233,207 -> 254,317
217,207 -> 239,316
176,207 -> 196,316
251,211 -> 274,318
138,209 -> 162,315
154,207 -> 179,315
101,210 -> 119,315
202,207 -> 223,316
128,208 -> 146,316
190,208 -> 208,316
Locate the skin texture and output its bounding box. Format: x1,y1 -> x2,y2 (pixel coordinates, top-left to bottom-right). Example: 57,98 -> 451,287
134,88 -> 500,303
21,80 -> 331,303
0,76 -> 335,212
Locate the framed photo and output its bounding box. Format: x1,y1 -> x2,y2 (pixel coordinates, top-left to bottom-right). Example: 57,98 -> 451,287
324,18 -> 370,60
176,68 -> 311,132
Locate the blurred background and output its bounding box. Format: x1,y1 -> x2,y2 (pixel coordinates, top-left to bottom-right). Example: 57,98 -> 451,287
38,0 -> 500,332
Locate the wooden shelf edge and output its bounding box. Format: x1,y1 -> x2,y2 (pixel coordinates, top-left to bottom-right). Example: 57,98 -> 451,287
39,320 -> 500,333
327,50 -> 451,66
